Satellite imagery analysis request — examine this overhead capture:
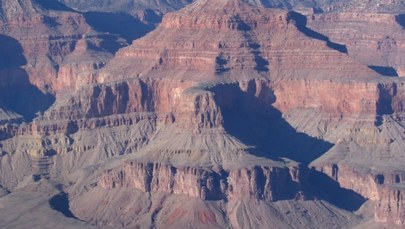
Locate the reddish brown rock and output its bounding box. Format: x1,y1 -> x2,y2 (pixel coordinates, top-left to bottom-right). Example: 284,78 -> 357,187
99,161 -> 307,202
308,12 -> 405,76
1,0 -> 405,228
376,186 -> 405,225
0,0 -> 128,95
314,163 -> 405,225
273,79 -> 405,118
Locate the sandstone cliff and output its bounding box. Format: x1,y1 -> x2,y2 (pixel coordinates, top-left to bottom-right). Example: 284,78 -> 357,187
1,0 -> 405,228
99,161 -> 306,202
308,12 -> 405,76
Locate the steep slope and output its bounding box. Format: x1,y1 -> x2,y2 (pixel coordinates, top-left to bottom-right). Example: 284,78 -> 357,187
24,0 -> 398,227
307,8 -> 405,76
1,0 -> 405,228
0,0 -> 124,94
0,0 -> 157,123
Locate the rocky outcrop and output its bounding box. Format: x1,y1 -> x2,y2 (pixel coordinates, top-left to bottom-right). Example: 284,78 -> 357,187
40,78 -> 222,132
308,12 -> 405,76
99,161 -> 307,202
87,0 -> 399,133
315,163 -> 405,225
376,185 -> 405,225
374,174 -> 405,225
0,0 -> 129,95
273,79 -> 405,118
99,3 -> 379,83
13,112 -> 156,138
53,38 -> 112,92
315,165 -> 382,200
1,0 -> 405,228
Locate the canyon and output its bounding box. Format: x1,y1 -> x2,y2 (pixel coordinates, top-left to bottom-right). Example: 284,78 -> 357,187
0,0 -> 405,228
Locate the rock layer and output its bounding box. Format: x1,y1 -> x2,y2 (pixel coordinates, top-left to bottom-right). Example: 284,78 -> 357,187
1,0 -> 405,228
308,12 -> 405,76
99,161 -> 306,202
315,164 -> 405,225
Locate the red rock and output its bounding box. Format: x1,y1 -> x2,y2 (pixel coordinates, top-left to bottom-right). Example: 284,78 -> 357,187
1,0 -> 405,228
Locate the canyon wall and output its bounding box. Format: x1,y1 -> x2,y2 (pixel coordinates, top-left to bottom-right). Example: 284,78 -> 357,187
316,164 -> 405,225
273,79 -> 405,117
1,0 -> 405,228
99,161 -> 306,202
308,12 -> 405,76
375,186 -> 405,225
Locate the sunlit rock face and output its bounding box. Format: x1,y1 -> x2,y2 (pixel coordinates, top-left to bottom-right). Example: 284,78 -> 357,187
1,0 -> 405,228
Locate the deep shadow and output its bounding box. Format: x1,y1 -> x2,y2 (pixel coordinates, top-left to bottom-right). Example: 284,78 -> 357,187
143,9 -> 163,24
215,53 -> 230,74
375,174 -> 385,185
207,83 -> 363,210
87,34 -> 128,54
0,35 -> 55,121
32,175 -> 42,182
369,65 -> 399,77
375,116 -> 384,126
0,36 -> 26,69
253,50 -> 269,72
0,125 -> 15,141
49,193 -> 79,219
84,12 -> 155,43
34,0 -> 76,12
307,168 -> 367,211
244,40 -> 269,72
233,15 -> 252,31
376,83 -> 395,116
211,82 -> 333,165
42,16 -> 61,27
396,14 -> 405,29
374,83 -> 395,126
288,11 -> 348,53
234,14 -> 270,73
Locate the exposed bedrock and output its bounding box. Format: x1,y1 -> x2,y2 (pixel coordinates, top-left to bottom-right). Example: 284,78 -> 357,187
0,12 -> 92,92
0,0 -> 139,95
314,164 -> 383,201
375,185 -> 405,225
0,34 -> 55,122
315,164 -> 405,225
1,1 -> 405,227
36,78 -> 267,136
94,160 -> 370,229
99,161 -> 307,202
307,12 -> 405,76
272,78 -> 405,118
31,76 -> 405,137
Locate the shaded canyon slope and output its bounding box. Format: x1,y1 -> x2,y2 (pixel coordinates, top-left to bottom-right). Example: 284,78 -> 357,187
1,0 -> 405,228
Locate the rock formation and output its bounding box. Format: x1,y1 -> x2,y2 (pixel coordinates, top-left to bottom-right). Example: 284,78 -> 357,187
99,161 -> 306,201
0,0 -> 405,228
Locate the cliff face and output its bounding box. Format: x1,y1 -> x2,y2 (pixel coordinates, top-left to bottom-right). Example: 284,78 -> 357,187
0,0 -> 130,95
37,75 -> 405,141
99,161 -> 306,202
315,164 -> 405,225
40,78 -> 222,134
376,186 -> 405,225
273,79 -> 405,117
308,12 -> 405,76
99,3 -> 379,83
1,0 -> 405,228
315,165 -> 382,200
66,0 -> 401,138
